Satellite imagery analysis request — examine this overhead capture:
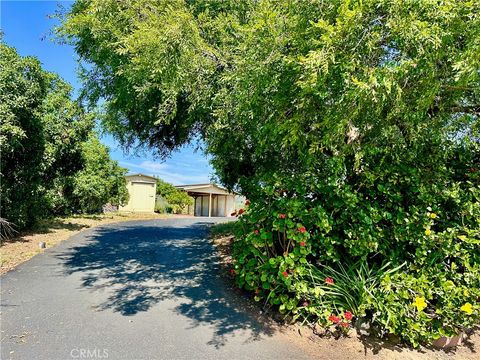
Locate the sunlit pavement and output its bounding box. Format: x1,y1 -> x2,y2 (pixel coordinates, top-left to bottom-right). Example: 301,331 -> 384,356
0,218 -> 310,360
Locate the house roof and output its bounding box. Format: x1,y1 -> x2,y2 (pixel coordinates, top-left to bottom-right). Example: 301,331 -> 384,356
125,173 -> 158,181
175,183 -> 238,195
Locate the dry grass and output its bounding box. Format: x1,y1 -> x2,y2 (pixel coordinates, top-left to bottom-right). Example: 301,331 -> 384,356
210,221 -> 238,269
0,212 -> 180,274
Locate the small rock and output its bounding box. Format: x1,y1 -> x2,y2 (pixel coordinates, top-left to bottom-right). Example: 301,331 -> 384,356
355,317 -> 371,336
39,242 -> 46,249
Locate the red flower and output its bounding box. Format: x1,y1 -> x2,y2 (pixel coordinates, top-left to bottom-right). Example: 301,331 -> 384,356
254,229 -> 260,235
344,311 -> 353,321
325,277 -> 334,285
238,208 -> 244,215
278,213 -> 286,219
328,314 -> 341,324
339,321 -> 349,328
299,241 -> 306,247
229,268 -> 236,275
245,199 -> 251,206
298,226 -> 307,233
282,271 -> 289,278
230,211 -> 237,216
255,288 -> 260,294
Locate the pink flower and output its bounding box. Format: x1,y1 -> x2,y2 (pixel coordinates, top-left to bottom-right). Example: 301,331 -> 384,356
278,213 -> 286,219
302,301 -> 309,307
344,311 -> 353,321
299,241 -> 306,247
254,229 -> 259,235
298,226 -> 307,233
282,271 -> 289,278
245,199 -> 251,206
325,277 -> 334,285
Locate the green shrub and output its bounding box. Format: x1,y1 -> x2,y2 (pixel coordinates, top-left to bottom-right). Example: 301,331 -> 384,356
156,179 -> 193,214
0,40 -> 125,228
154,203 -> 166,214
59,0 -> 480,347
232,186 -> 479,346
65,137 -> 129,214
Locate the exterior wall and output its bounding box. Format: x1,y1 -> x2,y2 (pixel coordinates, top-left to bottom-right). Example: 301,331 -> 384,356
119,175 -> 156,212
194,196 -> 202,216
193,194 -> 236,217
202,196 -> 210,216
180,184 -> 237,217
225,195 -> 235,216
194,196 -> 210,216
215,195 -> 226,217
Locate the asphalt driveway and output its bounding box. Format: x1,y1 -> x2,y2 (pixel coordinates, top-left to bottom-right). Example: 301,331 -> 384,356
0,218 -> 310,360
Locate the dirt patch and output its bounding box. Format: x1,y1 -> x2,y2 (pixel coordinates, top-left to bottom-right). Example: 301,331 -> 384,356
210,232 -> 479,360
0,212 -> 189,274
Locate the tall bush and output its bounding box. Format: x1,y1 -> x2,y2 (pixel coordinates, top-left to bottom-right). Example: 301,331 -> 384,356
0,41 -> 95,227
60,0 -> 479,345
156,179 -> 193,214
0,40 -> 128,227
66,137 -> 129,213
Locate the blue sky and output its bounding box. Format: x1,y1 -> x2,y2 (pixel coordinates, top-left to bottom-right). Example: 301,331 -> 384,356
1,0 -> 214,185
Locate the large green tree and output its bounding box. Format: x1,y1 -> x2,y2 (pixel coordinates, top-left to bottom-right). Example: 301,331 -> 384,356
0,41 -> 127,227
65,136 -> 129,213
60,0 -> 479,345
0,41 -> 96,227
0,42 -> 48,227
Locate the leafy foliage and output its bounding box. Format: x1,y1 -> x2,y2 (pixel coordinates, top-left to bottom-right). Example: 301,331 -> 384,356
0,41 -> 48,227
60,0 -> 479,346
155,179 -> 193,214
65,137 -> 129,213
0,40 -> 127,227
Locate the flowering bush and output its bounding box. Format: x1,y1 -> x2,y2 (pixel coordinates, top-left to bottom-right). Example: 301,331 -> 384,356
231,175 -> 480,346
60,0 -> 480,348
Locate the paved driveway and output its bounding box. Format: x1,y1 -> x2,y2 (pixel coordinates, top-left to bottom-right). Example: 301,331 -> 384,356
1,218 -> 310,360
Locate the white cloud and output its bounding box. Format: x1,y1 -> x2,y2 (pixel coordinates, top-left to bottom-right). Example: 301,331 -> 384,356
118,160 -> 211,185
138,161 -> 168,172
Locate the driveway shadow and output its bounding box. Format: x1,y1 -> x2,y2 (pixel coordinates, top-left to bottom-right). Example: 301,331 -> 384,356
55,222 -> 277,348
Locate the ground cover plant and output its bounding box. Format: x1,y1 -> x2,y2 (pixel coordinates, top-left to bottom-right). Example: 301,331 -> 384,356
59,0 -> 479,347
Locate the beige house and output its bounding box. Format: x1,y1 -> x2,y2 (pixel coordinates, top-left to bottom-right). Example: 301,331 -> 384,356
175,183 -> 236,217
119,174 -> 157,212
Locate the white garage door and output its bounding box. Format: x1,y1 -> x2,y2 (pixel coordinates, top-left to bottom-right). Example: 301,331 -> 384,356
130,182 -> 155,212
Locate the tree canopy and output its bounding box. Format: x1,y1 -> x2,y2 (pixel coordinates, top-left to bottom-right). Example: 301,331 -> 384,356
0,40 -> 128,228
59,0 -> 478,191
59,0 -> 479,345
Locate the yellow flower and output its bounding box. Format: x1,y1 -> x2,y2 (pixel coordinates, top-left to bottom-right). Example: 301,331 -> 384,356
460,303 -> 473,315
425,229 -> 432,236
429,213 -> 437,219
414,296 -> 427,312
